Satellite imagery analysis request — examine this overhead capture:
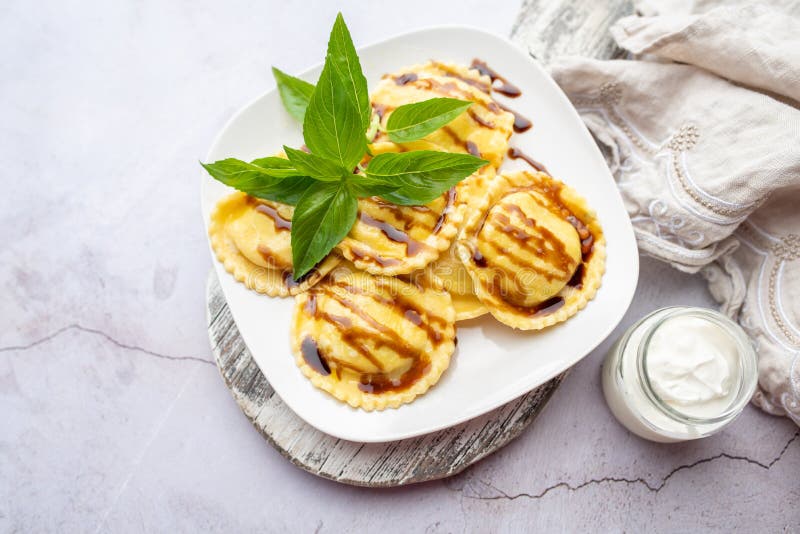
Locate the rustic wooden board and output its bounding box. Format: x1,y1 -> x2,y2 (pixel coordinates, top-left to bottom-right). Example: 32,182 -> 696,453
205,0 -> 631,486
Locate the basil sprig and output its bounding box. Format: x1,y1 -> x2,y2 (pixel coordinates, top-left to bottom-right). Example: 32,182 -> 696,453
202,13 -> 487,278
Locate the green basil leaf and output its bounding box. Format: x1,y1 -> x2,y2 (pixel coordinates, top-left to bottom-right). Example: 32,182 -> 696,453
208,156 -> 304,178
348,173 -> 399,198
291,180 -> 358,278
200,158 -> 313,205
283,146 -> 349,182
302,56 -> 367,170
365,151 -> 487,205
272,67 -> 315,122
386,98 -> 472,143
327,13 -> 370,131
262,176 -> 316,205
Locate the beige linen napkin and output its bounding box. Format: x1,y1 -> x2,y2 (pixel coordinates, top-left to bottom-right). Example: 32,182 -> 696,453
548,1 -> 800,424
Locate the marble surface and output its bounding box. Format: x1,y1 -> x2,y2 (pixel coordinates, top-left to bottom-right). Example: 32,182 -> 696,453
1,1 -> 797,532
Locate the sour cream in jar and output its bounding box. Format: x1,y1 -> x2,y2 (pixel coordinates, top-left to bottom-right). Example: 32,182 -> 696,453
602,307 -> 757,442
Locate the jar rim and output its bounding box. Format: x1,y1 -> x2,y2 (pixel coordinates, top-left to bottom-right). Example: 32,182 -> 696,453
634,306 -> 758,426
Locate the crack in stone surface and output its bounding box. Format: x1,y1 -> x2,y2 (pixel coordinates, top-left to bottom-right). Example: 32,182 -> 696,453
467,431 -> 800,501
0,324 -> 213,365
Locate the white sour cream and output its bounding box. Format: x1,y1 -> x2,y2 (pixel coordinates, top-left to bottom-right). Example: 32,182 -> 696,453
602,307 -> 756,442
645,315 -> 736,419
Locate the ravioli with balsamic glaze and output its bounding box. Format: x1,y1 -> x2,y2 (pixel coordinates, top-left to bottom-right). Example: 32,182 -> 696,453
456,170 -> 605,330
209,192 -> 340,296
291,266 -> 456,411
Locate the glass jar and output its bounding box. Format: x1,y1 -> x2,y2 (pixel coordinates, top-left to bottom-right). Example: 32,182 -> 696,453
602,306 -> 758,442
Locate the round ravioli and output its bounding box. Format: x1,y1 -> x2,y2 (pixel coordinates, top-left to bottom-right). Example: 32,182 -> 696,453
209,192 -> 340,297
291,267 -> 456,411
456,171 -> 605,330
370,61 -> 514,168
336,190 -> 461,276
421,243 -> 488,321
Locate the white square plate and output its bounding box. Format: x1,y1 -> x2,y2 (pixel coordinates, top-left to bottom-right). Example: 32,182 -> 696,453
201,26 -> 639,442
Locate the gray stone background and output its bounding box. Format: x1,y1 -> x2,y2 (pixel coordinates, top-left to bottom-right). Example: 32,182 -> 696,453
1,1 -> 797,531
